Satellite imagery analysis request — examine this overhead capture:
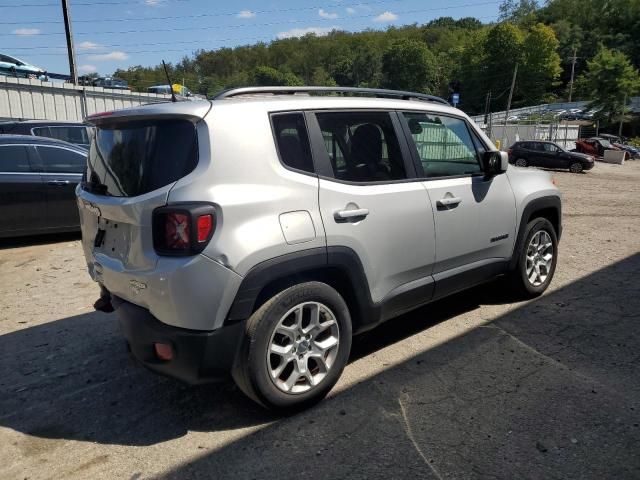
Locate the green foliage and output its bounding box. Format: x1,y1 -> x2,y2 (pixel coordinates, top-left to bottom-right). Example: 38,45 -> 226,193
381,39 -> 436,92
499,0 -> 539,25
253,66 -> 303,86
520,23 -> 563,103
109,3 -> 639,117
583,47 -> 640,121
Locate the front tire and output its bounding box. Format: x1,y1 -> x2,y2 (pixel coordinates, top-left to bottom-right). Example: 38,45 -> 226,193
569,161 -> 583,173
515,158 -> 528,167
509,218 -> 558,297
232,282 -> 352,410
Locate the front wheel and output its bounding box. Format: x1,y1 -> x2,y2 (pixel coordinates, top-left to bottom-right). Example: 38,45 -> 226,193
569,161 -> 583,173
232,282 -> 352,410
515,158 -> 528,167
509,218 -> 558,297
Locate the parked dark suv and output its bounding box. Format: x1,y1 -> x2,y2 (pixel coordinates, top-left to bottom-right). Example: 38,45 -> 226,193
508,141 -> 594,173
0,121 -> 92,149
0,135 -> 86,238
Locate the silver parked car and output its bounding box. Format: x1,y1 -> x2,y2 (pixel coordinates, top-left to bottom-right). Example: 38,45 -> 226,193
77,87 -> 562,410
0,53 -> 47,80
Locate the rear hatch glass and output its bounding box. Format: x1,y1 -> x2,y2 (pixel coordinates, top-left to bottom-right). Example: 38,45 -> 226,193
85,118 -> 197,197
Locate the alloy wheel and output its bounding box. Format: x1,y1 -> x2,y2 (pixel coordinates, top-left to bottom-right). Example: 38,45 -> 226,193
515,158 -> 527,167
525,230 -> 554,287
267,302 -> 340,394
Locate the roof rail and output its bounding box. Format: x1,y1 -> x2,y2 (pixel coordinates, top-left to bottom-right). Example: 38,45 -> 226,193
212,86 -> 449,105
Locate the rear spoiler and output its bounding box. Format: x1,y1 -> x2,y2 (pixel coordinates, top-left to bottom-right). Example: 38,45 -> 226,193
86,100 -> 212,126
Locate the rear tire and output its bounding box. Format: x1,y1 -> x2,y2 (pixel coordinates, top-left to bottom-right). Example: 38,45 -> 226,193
569,162 -> 583,173
232,282 -> 352,411
515,158 -> 528,167
508,218 -> 558,297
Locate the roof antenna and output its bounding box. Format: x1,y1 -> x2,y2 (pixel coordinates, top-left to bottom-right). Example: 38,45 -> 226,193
161,60 -> 177,103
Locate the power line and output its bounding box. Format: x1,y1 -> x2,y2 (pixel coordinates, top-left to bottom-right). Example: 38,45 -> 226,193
0,2 -> 502,35
0,0 -> 501,23
6,14 -> 501,57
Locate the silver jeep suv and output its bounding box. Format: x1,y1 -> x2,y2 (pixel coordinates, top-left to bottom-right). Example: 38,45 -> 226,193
77,87 -> 561,410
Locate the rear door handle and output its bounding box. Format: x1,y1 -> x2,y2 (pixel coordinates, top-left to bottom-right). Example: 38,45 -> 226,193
334,208 -> 369,220
436,197 -> 462,208
47,180 -> 71,186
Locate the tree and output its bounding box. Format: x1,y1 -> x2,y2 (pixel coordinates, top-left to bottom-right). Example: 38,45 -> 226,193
310,67 -> 337,86
520,23 -> 562,103
253,66 -> 303,86
381,39 -> 436,92
484,23 -> 524,109
499,0 -> 539,24
583,47 -> 640,123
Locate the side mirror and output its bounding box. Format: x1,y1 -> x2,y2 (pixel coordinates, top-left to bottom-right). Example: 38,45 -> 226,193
482,151 -> 508,176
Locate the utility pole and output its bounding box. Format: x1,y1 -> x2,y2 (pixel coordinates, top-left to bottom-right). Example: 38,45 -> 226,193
619,92 -> 627,138
568,47 -> 578,103
504,63 -> 518,126
61,0 -> 78,84
484,90 -> 493,137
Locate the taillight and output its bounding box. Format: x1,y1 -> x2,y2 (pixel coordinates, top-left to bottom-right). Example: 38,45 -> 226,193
153,204 -> 216,256
165,212 -> 190,249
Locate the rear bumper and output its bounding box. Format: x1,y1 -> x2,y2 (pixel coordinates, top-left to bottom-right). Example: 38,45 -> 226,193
114,297 -> 245,384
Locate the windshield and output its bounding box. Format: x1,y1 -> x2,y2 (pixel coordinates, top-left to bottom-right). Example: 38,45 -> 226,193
86,118 -> 198,197
599,139 -> 613,147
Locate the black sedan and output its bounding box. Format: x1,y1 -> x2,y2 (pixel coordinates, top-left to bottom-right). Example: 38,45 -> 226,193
0,135 -> 86,238
508,141 -> 595,173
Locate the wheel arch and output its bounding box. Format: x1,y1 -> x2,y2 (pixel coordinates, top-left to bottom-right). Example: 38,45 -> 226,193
509,196 -> 562,270
225,246 -> 376,334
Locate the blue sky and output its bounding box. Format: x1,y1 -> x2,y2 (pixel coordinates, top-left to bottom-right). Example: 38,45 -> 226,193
1,0 -> 501,77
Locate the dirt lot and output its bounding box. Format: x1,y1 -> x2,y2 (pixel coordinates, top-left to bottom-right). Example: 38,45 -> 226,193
1,162 -> 639,480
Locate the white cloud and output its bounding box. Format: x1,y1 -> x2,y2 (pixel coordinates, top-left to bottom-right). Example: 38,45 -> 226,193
78,41 -> 101,51
13,28 -> 40,36
78,64 -> 97,74
145,0 -> 162,5
319,9 -> 338,19
373,11 -> 398,22
346,7 -> 356,14
237,9 -> 256,18
88,51 -> 129,61
277,26 -> 336,39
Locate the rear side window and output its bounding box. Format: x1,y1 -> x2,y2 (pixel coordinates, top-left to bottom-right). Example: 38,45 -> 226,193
0,145 -> 31,172
87,119 -> 197,197
271,113 -> 314,174
36,146 -> 86,173
33,126 -> 90,146
402,112 -> 481,177
316,111 -> 407,182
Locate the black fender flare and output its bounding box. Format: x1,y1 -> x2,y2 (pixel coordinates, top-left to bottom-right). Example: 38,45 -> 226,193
225,246 -> 377,332
509,195 -> 562,270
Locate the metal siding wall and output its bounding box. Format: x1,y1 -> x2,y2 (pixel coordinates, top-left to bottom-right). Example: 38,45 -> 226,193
0,75 -> 171,121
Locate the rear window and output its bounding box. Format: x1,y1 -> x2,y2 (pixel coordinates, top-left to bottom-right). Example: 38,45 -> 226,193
86,118 -> 197,197
33,126 -> 91,146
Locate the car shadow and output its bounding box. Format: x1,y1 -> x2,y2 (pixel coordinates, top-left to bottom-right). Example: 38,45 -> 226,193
1,255 -> 638,479
0,279 -> 516,447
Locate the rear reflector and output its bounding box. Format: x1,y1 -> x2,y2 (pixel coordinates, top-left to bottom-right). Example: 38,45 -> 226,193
154,342 -> 173,361
197,214 -> 213,243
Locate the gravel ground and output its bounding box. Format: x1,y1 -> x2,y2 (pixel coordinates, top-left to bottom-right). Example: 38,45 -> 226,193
0,161 -> 639,479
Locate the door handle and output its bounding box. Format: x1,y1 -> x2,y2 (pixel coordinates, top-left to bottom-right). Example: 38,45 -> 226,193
436,197 -> 462,208
47,180 -> 71,186
334,208 -> 369,220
